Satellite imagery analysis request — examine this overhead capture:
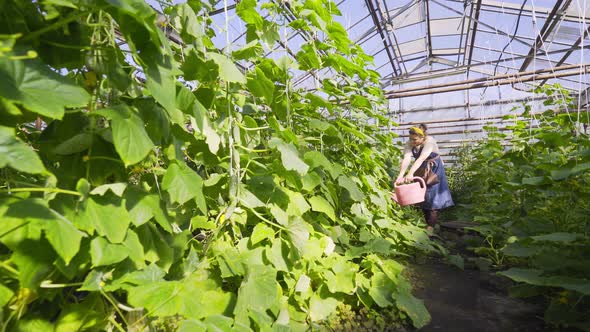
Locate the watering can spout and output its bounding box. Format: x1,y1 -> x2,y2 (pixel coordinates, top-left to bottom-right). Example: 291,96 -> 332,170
390,192 -> 399,203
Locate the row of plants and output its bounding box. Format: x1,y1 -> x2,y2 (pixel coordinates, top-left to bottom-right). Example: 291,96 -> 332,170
0,0 -> 438,330
447,84 -> 590,331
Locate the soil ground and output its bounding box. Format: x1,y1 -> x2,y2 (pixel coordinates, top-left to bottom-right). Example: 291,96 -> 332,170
406,224 -> 549,332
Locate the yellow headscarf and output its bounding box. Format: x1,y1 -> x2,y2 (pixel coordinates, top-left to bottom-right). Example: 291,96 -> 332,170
409,126 -> 425,137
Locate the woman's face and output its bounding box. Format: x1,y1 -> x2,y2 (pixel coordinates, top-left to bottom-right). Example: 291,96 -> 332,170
409,134 -> 425,147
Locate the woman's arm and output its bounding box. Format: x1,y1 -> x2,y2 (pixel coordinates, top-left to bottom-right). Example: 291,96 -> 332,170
396,152 -> 412,182
404,138 -> 434,180
396,143 -> 413,184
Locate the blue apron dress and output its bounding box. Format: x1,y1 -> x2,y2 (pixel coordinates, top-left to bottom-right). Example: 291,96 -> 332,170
412,147 -> 454,211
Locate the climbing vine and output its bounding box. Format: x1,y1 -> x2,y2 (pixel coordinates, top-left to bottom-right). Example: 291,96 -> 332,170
0,0 -> 436,330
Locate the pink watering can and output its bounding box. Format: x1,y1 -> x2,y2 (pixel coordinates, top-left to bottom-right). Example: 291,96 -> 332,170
391,177 -> 426,206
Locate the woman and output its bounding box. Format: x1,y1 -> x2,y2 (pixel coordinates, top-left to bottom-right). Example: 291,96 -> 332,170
395,124 -> 454,232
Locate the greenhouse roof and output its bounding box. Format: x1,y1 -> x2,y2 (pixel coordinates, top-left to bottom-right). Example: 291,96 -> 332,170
164,0 -> 590,96
144,0 -> 590,117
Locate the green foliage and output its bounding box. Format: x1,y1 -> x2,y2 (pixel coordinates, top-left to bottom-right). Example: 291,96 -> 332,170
448,84 -> 590,330
0,0 -> 434,330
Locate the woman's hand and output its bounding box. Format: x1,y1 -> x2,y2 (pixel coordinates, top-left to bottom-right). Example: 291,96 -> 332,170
403,173 -> 415,183
394,175 -> 404,185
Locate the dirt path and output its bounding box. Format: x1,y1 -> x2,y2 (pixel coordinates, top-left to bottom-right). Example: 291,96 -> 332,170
407,227 -> 548,332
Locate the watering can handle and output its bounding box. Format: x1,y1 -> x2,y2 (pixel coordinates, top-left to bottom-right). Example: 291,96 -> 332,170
413,176 -> 426,188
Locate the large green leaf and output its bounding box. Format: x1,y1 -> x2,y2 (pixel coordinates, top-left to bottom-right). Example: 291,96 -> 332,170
137,225 -> 176,271
78,196 -> 130,243
304,151 -> 340,179
238,186 -> 266,209
191,98 -> 220,154
0,126 -> 46,174
124,229 -> 146,268
250,223 -> 275,245
11,240 -> 55,288
212,241 -> 246,278
145,56 -> 181,122
126,188 -> 173,232
90,237 -> 129,267
246,67 -> 274,103
521,176 -> 546,186
309,196 -> 336,221
286,217 -> 310,253
233,265 -> 281,324
162,163 -> 206,212
232,41 -> 263,60
178,320 -> 207,332
302,172 -> 322,192
54,294 -> 108,332
323,258 -> 357,294
90,183 -> 127,197
170,3 -> 203,42
0,57 -> 90,119
286,190 -> 311,216
501,242 -> 540,257
309,294 -> 339,322
394,288 -> 431,329
208,53 -> 246,83
338,175 -> 365,201
296,44 -> 321,70
43,209 -> 86,265
326,22 -> 351,54
571,162 -> 590,176
368,272 -> 395,307
498,268 -> 590,295
531,232 -> 584,243
236,0 -> 263,29
54,132 -> 93,155
105,0 -> 155,18
120,263 -> 166,286
269,137 -> 308,175
6,199 -> 84,264
127,274 -> 234,319
265,238 -> 290,272
94,105 -> 154,166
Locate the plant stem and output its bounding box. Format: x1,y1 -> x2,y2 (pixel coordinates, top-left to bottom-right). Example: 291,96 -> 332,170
250,208 -> 286,230
85,156 -> 124,164
102,291 -> 129,327
235,122 -> 269,131
22,11 -> 90,42
40,281 -> 83,288
0,188 -> 81,196
235,145 -> 269,153
0,261 -> 19,276
108,316 -> 126,332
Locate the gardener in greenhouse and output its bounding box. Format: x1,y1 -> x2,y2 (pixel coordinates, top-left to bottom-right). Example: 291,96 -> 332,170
395,124 -> 454,232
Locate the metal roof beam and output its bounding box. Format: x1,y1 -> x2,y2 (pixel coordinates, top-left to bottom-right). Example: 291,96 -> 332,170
465,0 -> 482,78
470,59 -> 587,87
425,0 -> 433,57
386,63 -> 584,95
477,29 -> 573,48
364,0 -> 400,76
382,45 -> 586,86
518,0 -> 573,71
480,1 -> 589,24
381,0 -> 408,74
537,24 -> 590,85
388,96 -> 549,116
383,64 -> 590,99
471,45 -> 576,67
431,0 -> 533,48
